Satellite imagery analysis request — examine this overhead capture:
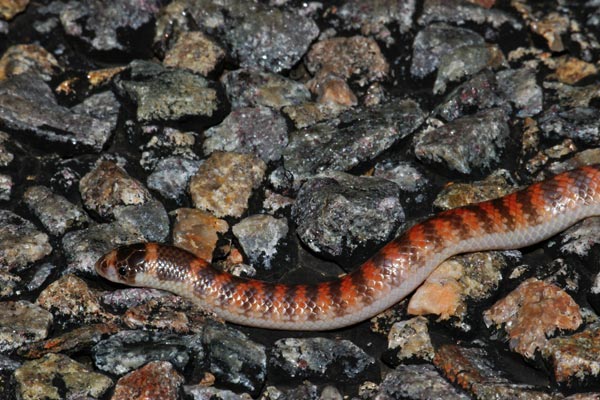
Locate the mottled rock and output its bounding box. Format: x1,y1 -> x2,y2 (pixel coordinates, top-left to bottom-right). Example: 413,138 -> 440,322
0,209 -> 51,271
23,185 -> 89,235
0,269 -> 19,297
411,23 -> 484,78
561,217 -> 600,257
14,353 -> 112,400
36,274 -> 115,325
419,0 -> 521,29
539,106 -> 600,146
113,199 -> 169,242
262,190 -> 294,214
221,69 -> 311,109
496,68 -> 543,117
263,382 -> 319,400
305,36 -> 389,85
232,214 -> 288,268
408,252 -> 508,323
484,278 -> 582,359
185,385 -> 253,400
173,208 -> 228,262
59,0 -> 161,51
375,364 -> 470,400
163,31 -> 225,76
93,330 -> 203,375
224,5 -> 318,73
0,173 -> 11,200
0,300 -> 52,352
554,56 -> 597,85
147,157 -> 202,202
100,287 -> 171,310
112,361 -> 184,400
542,324 -> 600,385
0,0 -> 28,20
434,345 -> 556,399
414,108 -> 509,174
282,101 -> 347,129
203,107 -> 288,162
80,160 -> 152,219
338,0 -> 416,43
117,63 -> 219,122
293,172 -> 403,257
62,220 -> 144,275
312,73 -> 357,107
0,132 -> 14,166
269,337 -> 377,382
189,151 -> 266,218
0,73 -> 115,152
0,44 -> 60,81
140,127 -> 199,172
122,296 -> 211,333
385,316 -> 434,366
203,324 -> 266,396
284,99 -> 424,185
434,43 -> 505,94
373,161 -> 428,195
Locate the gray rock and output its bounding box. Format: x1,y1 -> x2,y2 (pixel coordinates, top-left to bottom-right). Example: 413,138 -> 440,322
0,74 -> 115,153
147,157 -> 203,202
113,200 -> 170,242
497,68 -> 543,117
0,210 -> 52,271
232,214 -> 288,269
419,0 -> 522,30
539,106 -> 600,145
293,172 -> 403,257
184,386 -> 253,400
414,108 -> 509,174
0,174 -> 11,200
0,300 -> 53,352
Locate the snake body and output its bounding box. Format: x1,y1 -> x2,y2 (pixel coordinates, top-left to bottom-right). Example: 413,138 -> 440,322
96,165 -> 600,330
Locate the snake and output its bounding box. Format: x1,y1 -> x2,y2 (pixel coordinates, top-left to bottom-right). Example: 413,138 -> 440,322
96,164 -> 600,330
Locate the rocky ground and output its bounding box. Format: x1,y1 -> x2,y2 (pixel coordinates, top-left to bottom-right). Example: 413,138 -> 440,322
2,0 -> 600,399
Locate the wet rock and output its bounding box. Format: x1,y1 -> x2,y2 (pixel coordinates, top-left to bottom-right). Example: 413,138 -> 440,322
36,274 -> 115,325
117,62 -> 219,122
0,300 -> 52,352
384,317 -> 435,365
414,108 -> 509,174
411,23 -> 484,78
203,106 -> 288,162
112,361 -> 184,400
79,160 -> 152,219
434,43 -> 506,94
484,278 -> 582,359
433,169 -> 516,210
293,172 -> 403,257
13,353 -> 112,400
185,385 -> 253,400
224,5 -> 318,73
0,0 -> 28,20
61,220 -> 144,275
561,217 -> 600,257
189,151 -> 266,218
0,73 -> 115,153
23,185 -> 89,236
434,345 -> 557,399
542,324 -> 600,385
172,208 -> 228,262
375,364 -> 470,400
163,31 -> 225,76
338,0 -> 416,44
283,99 -> 424,185
305,36 -> 389,85
539,106 -> 600,146
232,214 -> 288,269
0,173 -> 11,200
202,324 -> 266,396
408,252 -> 509,324
147,157 -> 203,202
0,209 -> 51,271
122,296 -> 211,333
496,68 -> 543,117
282,101 -> 347,129
93,330 -> 203,375
221,69 -> 311,110
269,337 -> 377,382
59,0 -> 161,51
0,44 -> 60,81
419,0 -> 522,30
113,199 -> 169,242
435,70 -> 506,121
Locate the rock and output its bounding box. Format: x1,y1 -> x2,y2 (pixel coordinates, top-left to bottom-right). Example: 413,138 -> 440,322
384,316 -> 435,365
184,385 -> 253,400
122,296 -> 211,333
163,31 -> 225,76
419,0 -> 522,30
539,105 -> 600,146
139,127 -> 199,172
147,157 -> 202,203
232,214 -> 288,268
496,68 -> 543,117
282,101 -> 347,129
0,44 -> 60,81
0,209 -> 51,271
373,161 -> 429,194
293,172 -> 403,257
172,208 -> 228,262
112,361 -> 184,400
13,353 -> 112,400
113,199 -> 170,242
0,0 -> 28,20
0,300 -> 52,352
0,173 -> 11,200
189,151 -> 266,218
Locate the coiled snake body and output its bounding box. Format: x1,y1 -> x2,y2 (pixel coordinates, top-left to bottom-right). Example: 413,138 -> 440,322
96,165 -> 600,330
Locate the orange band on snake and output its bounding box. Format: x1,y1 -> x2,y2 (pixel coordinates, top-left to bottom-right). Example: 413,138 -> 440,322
96,165 -> 600,330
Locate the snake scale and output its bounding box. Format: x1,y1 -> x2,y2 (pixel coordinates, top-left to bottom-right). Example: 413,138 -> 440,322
96,165 -> 600,330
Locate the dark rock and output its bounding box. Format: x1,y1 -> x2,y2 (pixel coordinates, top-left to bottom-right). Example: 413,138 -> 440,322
293,172 -> 403,257
113,199 -> 170,243
539,106 -> 600,145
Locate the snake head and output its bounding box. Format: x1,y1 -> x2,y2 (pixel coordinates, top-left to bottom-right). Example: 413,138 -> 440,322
95,244 -> 148,285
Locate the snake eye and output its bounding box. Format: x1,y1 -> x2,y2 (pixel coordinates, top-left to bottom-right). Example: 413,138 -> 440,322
118,266 -> 127,277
